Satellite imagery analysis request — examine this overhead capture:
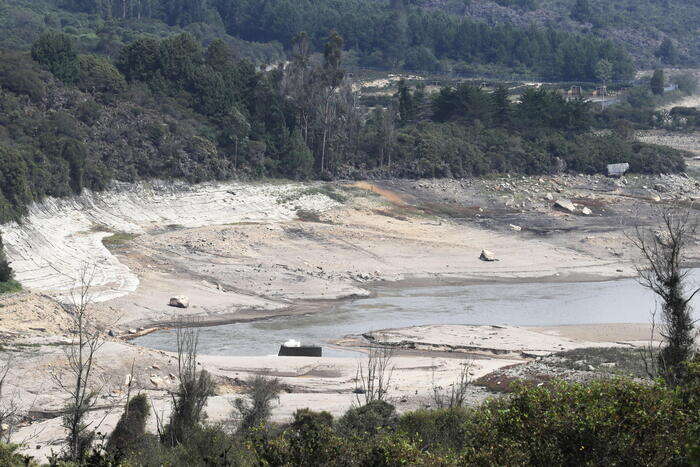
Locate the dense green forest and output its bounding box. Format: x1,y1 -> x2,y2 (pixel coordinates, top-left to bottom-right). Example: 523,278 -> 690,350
0,30 -> 687,225
427,0 -> 700,67
1,0 -> 636,80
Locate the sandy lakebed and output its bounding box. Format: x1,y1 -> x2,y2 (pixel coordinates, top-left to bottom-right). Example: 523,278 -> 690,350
1,174 -> 699,460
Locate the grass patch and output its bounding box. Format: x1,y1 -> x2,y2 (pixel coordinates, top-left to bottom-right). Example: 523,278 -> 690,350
0,280 -> 22,295
102,232 -> 138,247
296,209 -> 329,223
474,364 -> 553,393
307,185 -> 348,203
90,224 -> 113,233
417,202 -> 482,219
549,347 -> 650,379
281,184 -> 348,204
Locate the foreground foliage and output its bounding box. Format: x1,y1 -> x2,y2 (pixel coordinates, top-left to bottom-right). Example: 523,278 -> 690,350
16,375 -> 698,466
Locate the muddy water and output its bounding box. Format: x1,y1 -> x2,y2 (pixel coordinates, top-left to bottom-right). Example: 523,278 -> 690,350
135,271 -> 700,358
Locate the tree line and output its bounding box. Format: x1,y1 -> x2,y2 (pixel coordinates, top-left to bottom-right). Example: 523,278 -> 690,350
56,0 -> 635,80
0,30 -> 688,222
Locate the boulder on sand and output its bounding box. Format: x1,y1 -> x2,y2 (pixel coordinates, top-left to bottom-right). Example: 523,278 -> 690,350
480,249 -> 498,262
169,296 -> 190,309
554,199 -> 576,213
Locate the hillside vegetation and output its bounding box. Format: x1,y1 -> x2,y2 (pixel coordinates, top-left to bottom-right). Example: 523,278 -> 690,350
0,32 -> 688,225
423,0 -> 700,67
1,0 -> 635,80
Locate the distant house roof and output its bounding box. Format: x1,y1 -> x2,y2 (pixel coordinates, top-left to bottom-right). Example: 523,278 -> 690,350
607,163 -> 630,176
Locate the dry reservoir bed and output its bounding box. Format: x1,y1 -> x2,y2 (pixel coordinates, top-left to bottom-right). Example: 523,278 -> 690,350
1,175 -> 699,460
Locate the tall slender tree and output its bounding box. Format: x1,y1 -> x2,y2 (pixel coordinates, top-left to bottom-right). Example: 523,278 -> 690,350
651,69 -> 665,96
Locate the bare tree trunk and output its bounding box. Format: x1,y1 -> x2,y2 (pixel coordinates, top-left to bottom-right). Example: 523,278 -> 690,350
355,344 -> 395,405
166,319 -> 213,446
47,263 -> 120,462
321,95 -> 331,173
0,355 -> 21,443
431,359 -> 473,409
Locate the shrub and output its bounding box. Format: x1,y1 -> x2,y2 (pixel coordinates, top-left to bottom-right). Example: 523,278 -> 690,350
398,407 -> 471,453
0,233 -> 13,283
76,54 -> 126,94
461,379 -> 693,465
231,375 -> 282,433
284,409 -> 340,467
0,443 -> 29,467
31,31 -> 78,83
163,326 -> 214,446
336,400 -> 398,438
106,393 -> 150,461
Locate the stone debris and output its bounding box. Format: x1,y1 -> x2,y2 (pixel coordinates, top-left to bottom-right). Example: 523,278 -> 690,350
169,296 -> 190,309
554,199 -> 576,213
149,375 -> 165,388
479,249 -> 498,262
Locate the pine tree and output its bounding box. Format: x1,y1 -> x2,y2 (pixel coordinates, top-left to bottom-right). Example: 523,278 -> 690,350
492,85 -> 511,126
397,79 -> 415,125
595,59 -> 613,87
651,69 -> 665,96
571,0 -> 592,23
284,129 -> 314,180
655,38 -> 679,65
31,32 -> 79,83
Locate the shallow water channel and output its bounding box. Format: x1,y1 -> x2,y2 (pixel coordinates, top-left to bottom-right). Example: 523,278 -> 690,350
135,271 -> 700,358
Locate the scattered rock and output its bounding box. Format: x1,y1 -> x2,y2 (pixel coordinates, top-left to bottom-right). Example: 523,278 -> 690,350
128,329 -> 137,335
169,296 -> 190,309
554,199 -> 576,213
581,207 -> 592,216
509,224 -> 522,231
600,362 -> 617,368
150,375 -> 165,388
107,330 -> 116,337
544,193 -> 554,201
479,249 -> 498,262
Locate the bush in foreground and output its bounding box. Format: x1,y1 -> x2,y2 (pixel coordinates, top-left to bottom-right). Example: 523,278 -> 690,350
17,376 -> 700,465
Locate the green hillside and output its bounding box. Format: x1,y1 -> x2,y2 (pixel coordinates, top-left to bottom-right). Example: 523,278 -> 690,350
1,0 -> 635,80
424,0 -> 700,66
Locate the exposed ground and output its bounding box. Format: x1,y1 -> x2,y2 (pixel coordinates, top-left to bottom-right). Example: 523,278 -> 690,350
2,167 -> 700,460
